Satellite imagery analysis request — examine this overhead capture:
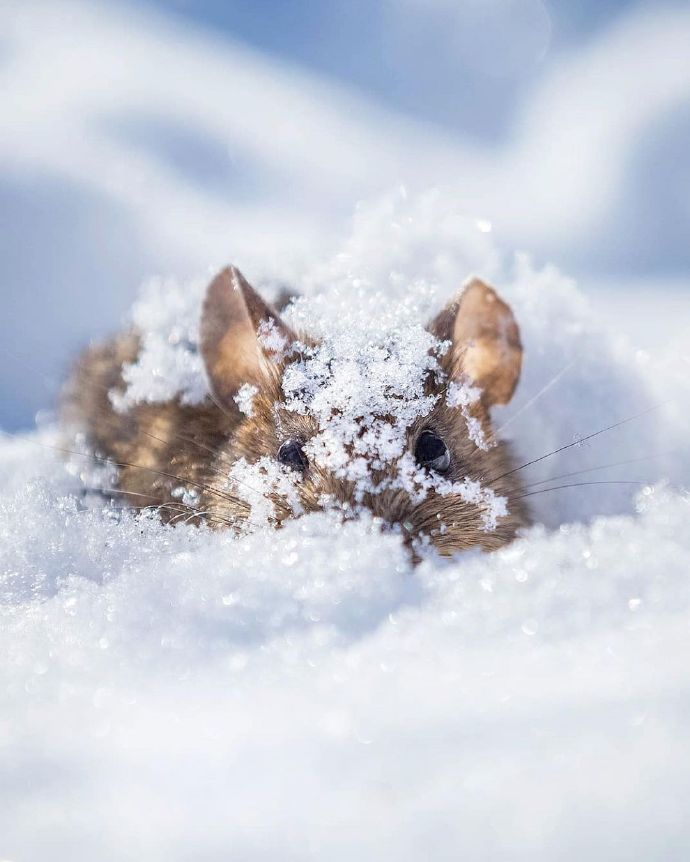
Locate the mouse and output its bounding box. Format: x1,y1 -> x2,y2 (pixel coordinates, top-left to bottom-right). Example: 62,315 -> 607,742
61,266 -> 529,556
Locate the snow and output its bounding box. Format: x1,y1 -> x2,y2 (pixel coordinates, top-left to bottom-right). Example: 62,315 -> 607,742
447,379 -> 488,450
1,191 -> 690,860
229,457 -> 304,529
233,382 -> 259,417
111,275 -> 208,410
280,297 -> 446,503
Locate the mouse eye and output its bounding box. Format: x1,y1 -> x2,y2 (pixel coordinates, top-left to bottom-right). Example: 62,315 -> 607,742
415,430 -> 450,473
277,439 -> 308,472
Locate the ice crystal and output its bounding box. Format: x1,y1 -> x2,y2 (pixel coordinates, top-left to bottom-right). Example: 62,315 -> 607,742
447,378 -> 489,450
233,382 -> 259,417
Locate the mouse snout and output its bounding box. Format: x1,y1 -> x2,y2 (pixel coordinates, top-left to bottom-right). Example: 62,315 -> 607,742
364,488 -> 488,556
363,490 -> 420,544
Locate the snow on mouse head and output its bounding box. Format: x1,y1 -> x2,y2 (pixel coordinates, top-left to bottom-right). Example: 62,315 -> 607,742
200,266 -> 528,555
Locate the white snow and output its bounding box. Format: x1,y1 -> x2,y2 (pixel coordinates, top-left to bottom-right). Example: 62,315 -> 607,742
111,275 -> 208,410
280,299 -> 447,504
447,378 -> 488,450
229,456 -> 304,529
233,382 -> 259,418
1,191 -> 689,860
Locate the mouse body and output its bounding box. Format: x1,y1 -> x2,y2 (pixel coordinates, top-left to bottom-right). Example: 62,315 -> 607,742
62,267 -> 529,555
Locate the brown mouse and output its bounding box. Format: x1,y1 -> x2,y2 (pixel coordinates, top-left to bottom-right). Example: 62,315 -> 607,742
62,266 -> 529,555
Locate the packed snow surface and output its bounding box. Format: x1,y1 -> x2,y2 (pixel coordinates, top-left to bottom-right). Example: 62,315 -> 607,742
1,191 -> 689,860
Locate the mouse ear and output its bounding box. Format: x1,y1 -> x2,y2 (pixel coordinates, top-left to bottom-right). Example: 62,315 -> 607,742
200,266 -> 296,406
428,278 -> 522,406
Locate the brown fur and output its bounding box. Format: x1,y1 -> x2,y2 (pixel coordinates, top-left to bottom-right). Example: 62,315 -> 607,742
61,268 -> 530,556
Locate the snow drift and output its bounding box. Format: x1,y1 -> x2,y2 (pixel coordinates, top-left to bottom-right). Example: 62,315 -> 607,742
1,191 -> 689,861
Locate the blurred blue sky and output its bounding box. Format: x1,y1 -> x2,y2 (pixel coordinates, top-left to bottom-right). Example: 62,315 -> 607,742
128,0 -> 689,275
133,0 -> 647,139
1,0 -> 689,429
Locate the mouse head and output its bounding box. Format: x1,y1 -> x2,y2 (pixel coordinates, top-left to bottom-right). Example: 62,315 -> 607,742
199,266 -> 527,555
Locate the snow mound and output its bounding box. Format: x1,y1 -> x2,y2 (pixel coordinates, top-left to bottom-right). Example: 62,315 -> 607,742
1,190 -> 689,860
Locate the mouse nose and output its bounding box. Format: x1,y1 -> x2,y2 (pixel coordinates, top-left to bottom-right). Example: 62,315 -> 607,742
366,492 -> 418,540
366,490 -> 405,520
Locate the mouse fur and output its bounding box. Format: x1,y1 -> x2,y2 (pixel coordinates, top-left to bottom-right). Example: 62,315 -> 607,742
62,267 -> 529,555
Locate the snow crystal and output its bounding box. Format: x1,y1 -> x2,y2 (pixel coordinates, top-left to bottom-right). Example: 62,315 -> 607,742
395,451 -> 507,530
257,316 -> 290,360
233,382 -> 259,417
447,378 -> 489,449
282,309 -> 443,491
110,274 -> 208,410
1,189 -> 689,860
229,456 -> 304,528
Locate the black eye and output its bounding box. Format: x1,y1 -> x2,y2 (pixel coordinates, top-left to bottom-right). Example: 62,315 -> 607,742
278,439 -> 308,472
415,430 -> 450,473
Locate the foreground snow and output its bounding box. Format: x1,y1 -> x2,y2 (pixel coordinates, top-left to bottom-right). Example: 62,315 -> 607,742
1,193 -> 689,860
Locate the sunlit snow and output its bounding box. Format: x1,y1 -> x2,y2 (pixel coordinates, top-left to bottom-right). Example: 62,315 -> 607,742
1,191 -> 689,861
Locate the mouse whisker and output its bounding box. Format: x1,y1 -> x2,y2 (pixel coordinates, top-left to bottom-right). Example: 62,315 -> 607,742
92,492 -> 197,515
133,427 -> 268,501
84,486 -> 190,504
79,485 -> 242,528
520,449 -> 680,491
489,401 -> 668,485
135,426 -> 231,473
0,430 -> 243,511
495,360 -> 575,435
508,479 -> 652,502
169,509 -> 216,526
73,499 -> 238,530
207,388 -> 239,423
